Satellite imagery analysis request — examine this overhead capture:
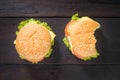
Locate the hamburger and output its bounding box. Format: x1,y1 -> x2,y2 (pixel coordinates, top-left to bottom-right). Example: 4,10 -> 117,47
14,18 -> 56,63
63,13 -> 100,60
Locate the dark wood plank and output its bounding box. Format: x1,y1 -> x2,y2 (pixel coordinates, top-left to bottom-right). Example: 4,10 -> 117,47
0,18 -> 120,64
0,64 -> 120,80
0,0 -> 120,17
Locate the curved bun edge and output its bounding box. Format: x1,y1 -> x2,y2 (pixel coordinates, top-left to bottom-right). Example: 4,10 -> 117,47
14,18 -> 56,63
63,13 -> 100,61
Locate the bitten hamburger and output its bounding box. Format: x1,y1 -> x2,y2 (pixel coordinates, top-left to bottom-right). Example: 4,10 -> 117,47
63,13 -> 100,60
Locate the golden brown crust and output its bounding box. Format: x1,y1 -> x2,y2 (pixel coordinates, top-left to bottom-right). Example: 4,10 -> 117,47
65,17 -> 100,36
70,33 -> 97,59
15,23 -> 51,63
65,17 -> 100,59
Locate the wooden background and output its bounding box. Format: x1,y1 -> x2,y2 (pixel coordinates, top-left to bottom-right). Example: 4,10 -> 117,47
0,0 -> 120,80
0,0 -> 120,17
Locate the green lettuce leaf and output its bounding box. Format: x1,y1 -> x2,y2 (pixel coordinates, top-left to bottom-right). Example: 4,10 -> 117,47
45,49 -> 53,58
32,62 -> 38,64
83,52 -> 99,61
51,39 -> 55,46
71,13 -> 80,21
16,18 -> 52,35
63,37 -> 71,50
20,55 -> 38,64
40,22 -> 52,31
19,55 -> 25,60
15,31 -> 19,35
44,30 -> 56,58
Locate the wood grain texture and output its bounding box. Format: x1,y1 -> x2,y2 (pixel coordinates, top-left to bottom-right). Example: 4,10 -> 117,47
0,0 -> 120,17
0,1 -> 120,80
0,64 -> 120,80
0,18 -> 120,64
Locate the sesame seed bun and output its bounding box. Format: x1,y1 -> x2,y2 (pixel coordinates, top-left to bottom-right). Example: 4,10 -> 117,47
65,17 -> 100,60
15,23 -> 51,63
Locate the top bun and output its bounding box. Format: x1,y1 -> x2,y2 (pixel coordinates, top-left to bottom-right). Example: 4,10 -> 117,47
15,23 -> 51,63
